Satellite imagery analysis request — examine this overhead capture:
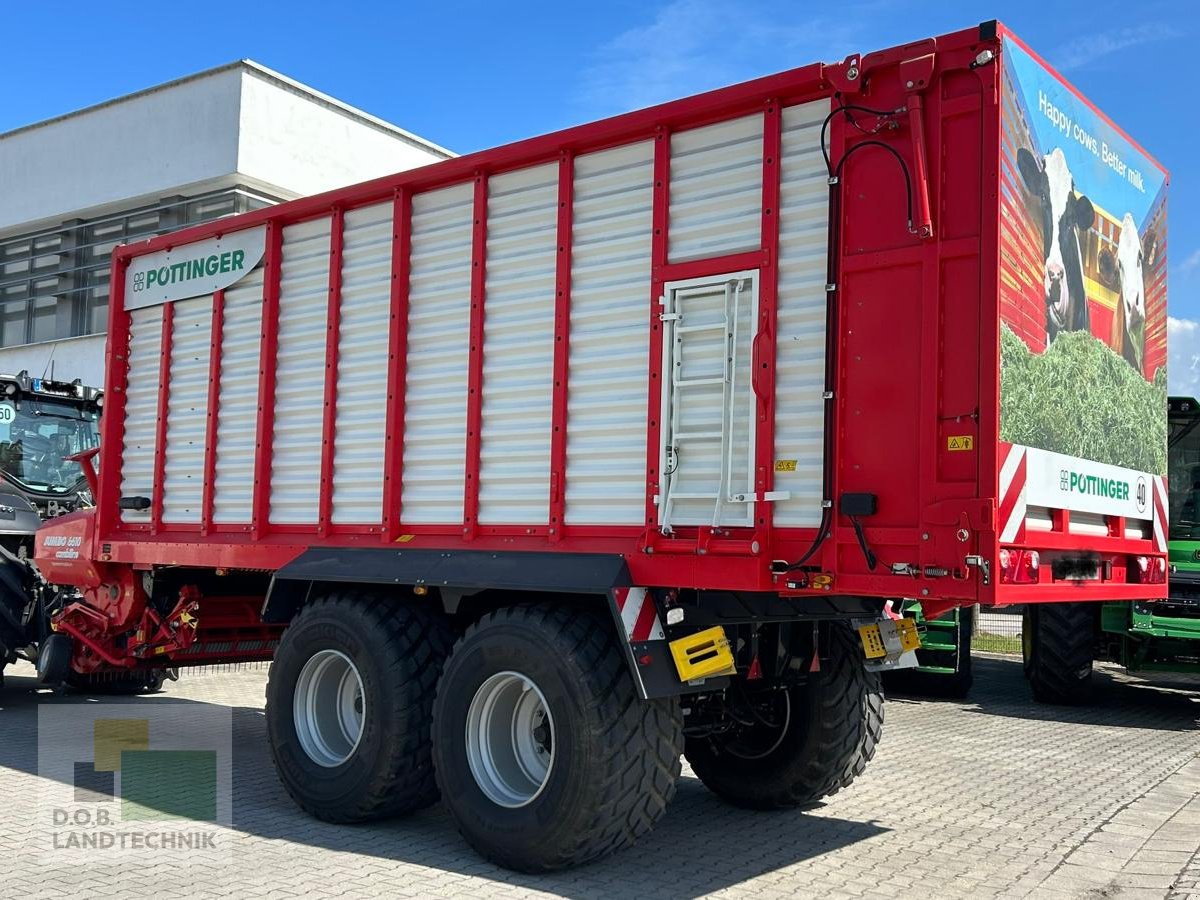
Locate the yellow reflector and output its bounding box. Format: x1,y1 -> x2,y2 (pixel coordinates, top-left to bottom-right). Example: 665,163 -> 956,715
669,626 -> 737,681
858,618 -> 921,659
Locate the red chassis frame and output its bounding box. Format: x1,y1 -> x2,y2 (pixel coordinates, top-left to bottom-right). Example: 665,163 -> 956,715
38,22 -> 1165,658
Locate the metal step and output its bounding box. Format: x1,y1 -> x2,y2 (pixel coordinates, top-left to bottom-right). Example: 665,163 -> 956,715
673,376 -> 726,387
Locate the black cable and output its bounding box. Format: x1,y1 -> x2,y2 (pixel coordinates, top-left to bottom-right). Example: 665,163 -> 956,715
786,178 -> 841,572
819,102 -> 904,173
834,139 -> 916,231
787,103 -> 916,573
849,515 -> 878,571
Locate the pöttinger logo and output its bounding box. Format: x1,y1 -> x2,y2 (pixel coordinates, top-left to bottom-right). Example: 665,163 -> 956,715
37,702 -> 231,866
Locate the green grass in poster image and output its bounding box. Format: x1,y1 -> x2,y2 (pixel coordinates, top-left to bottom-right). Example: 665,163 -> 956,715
1000,325 -> 1166,475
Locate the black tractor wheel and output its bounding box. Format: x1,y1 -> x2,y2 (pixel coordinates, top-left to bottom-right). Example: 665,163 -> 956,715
37,633 -> 72,685
1023,602 -> 1095,705
685,620 -> 884,809
266,591 -> 453,822
432,604 -> 683,873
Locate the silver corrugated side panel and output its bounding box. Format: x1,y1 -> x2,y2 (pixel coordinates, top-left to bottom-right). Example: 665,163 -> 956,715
331,201 -> 392,524
212,267 -> 264,524
161,294 -> 213,523
478,163 -> 557,525
669,114 -> 764,262
119,305 -> 164,523
772,99 -> 830,528
270,217 -> 332,524
565,140 -> 654,526
401,182 -> 474,525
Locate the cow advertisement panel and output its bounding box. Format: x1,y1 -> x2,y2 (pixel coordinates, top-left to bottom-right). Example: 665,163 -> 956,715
999,34 -> 1168,520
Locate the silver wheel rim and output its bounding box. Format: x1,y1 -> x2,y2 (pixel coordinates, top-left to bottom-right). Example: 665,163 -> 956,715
465,671 -> 555,808
293,649 -> 365,767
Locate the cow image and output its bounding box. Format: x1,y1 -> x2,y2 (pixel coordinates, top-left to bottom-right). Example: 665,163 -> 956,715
1017,147 -> 1095,343
1108,213 -> 1148,373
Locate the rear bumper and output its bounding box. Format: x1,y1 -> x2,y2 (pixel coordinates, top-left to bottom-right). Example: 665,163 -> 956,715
1141,572 -> 1200,636
989,533 -> 1167,606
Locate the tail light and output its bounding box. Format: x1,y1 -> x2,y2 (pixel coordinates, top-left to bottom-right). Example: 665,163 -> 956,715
1130,555 -> 1167,584
999,548 -> 1040,584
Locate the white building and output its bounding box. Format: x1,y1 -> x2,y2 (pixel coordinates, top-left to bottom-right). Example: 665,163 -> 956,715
0,61 -> 452,386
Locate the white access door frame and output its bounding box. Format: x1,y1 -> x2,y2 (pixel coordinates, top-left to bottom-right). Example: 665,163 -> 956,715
657,269 -> 761,533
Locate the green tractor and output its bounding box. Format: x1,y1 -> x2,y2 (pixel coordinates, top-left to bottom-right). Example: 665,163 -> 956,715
882,602 -> 974,699
891,397 -> 1200,704
1022,395 -> 1200,704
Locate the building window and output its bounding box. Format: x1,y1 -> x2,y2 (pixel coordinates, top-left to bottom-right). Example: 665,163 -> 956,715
185,195 -> 237,222
84,269 -> 109,335
31,294 -> 58,344
0,186 -> 279,345
1,297 -> 27,348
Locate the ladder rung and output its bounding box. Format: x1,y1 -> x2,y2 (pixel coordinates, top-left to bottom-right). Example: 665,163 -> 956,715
674,376 -> 725,387
673,431 -> 722,440
665,491 -> 720,500
677,322 -> 730,335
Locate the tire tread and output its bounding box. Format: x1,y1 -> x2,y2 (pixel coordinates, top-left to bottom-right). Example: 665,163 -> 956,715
686,621 -> 883,809
435,603 -> 683,871
267,590 -> 453,822
1027,602 -> 1094,705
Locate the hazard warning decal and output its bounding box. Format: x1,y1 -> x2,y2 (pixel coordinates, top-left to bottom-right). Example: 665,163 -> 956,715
998,443 -> 1028,544
612,587 -> 665,642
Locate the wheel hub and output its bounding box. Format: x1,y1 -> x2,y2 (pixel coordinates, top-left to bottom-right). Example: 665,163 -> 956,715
293,649 -> 365,767
465,671 -> 555,808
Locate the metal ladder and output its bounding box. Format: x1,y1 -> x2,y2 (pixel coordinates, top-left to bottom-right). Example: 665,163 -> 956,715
659,278 -> 744,534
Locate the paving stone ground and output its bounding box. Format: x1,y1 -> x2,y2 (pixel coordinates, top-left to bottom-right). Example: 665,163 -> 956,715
1,653 -> 1198,899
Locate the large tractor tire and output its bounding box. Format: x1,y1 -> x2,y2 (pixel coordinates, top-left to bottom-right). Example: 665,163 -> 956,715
1023,602 -> 1094,705
266,591 -> 453,822
685,620 -> 884,809
431,604 -> 683,873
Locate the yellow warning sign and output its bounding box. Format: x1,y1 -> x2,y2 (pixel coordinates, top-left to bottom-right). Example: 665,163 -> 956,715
395,534 -> 415,543
947,435 -> 974,452
774,459 -> 798,472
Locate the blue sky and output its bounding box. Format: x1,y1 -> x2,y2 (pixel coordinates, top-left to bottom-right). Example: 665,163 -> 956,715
4,0 -> 1197,385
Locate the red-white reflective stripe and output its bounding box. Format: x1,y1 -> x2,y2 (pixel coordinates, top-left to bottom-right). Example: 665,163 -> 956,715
1152,475 -> 1168,553
614,587 -> 664,642
998,443 -> 1028,544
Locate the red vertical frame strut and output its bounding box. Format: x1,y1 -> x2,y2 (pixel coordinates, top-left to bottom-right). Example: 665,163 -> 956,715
463,174 -> 488,538
252,221 -> 284,539
643,127 -> 671,541
382,189 -> 412,542
98,253 -> 130,537
201,290 -> 225,535
318,208 -> 345,536
149,302 -> 174,534
548,152 -> 574,538
753,100 -> 783,550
